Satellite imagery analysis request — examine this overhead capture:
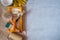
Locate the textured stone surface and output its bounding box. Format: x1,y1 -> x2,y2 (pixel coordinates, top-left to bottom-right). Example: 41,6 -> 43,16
0,2 -> 8,40
0,30 -> 8,40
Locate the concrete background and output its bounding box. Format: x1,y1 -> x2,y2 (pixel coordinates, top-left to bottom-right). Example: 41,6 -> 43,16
0,0 -> 60,40
27,0 -> 60,40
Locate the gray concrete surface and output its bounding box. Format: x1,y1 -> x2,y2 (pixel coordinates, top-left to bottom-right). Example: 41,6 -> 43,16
0,2 -> 9,40
27,0 -> 60,40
